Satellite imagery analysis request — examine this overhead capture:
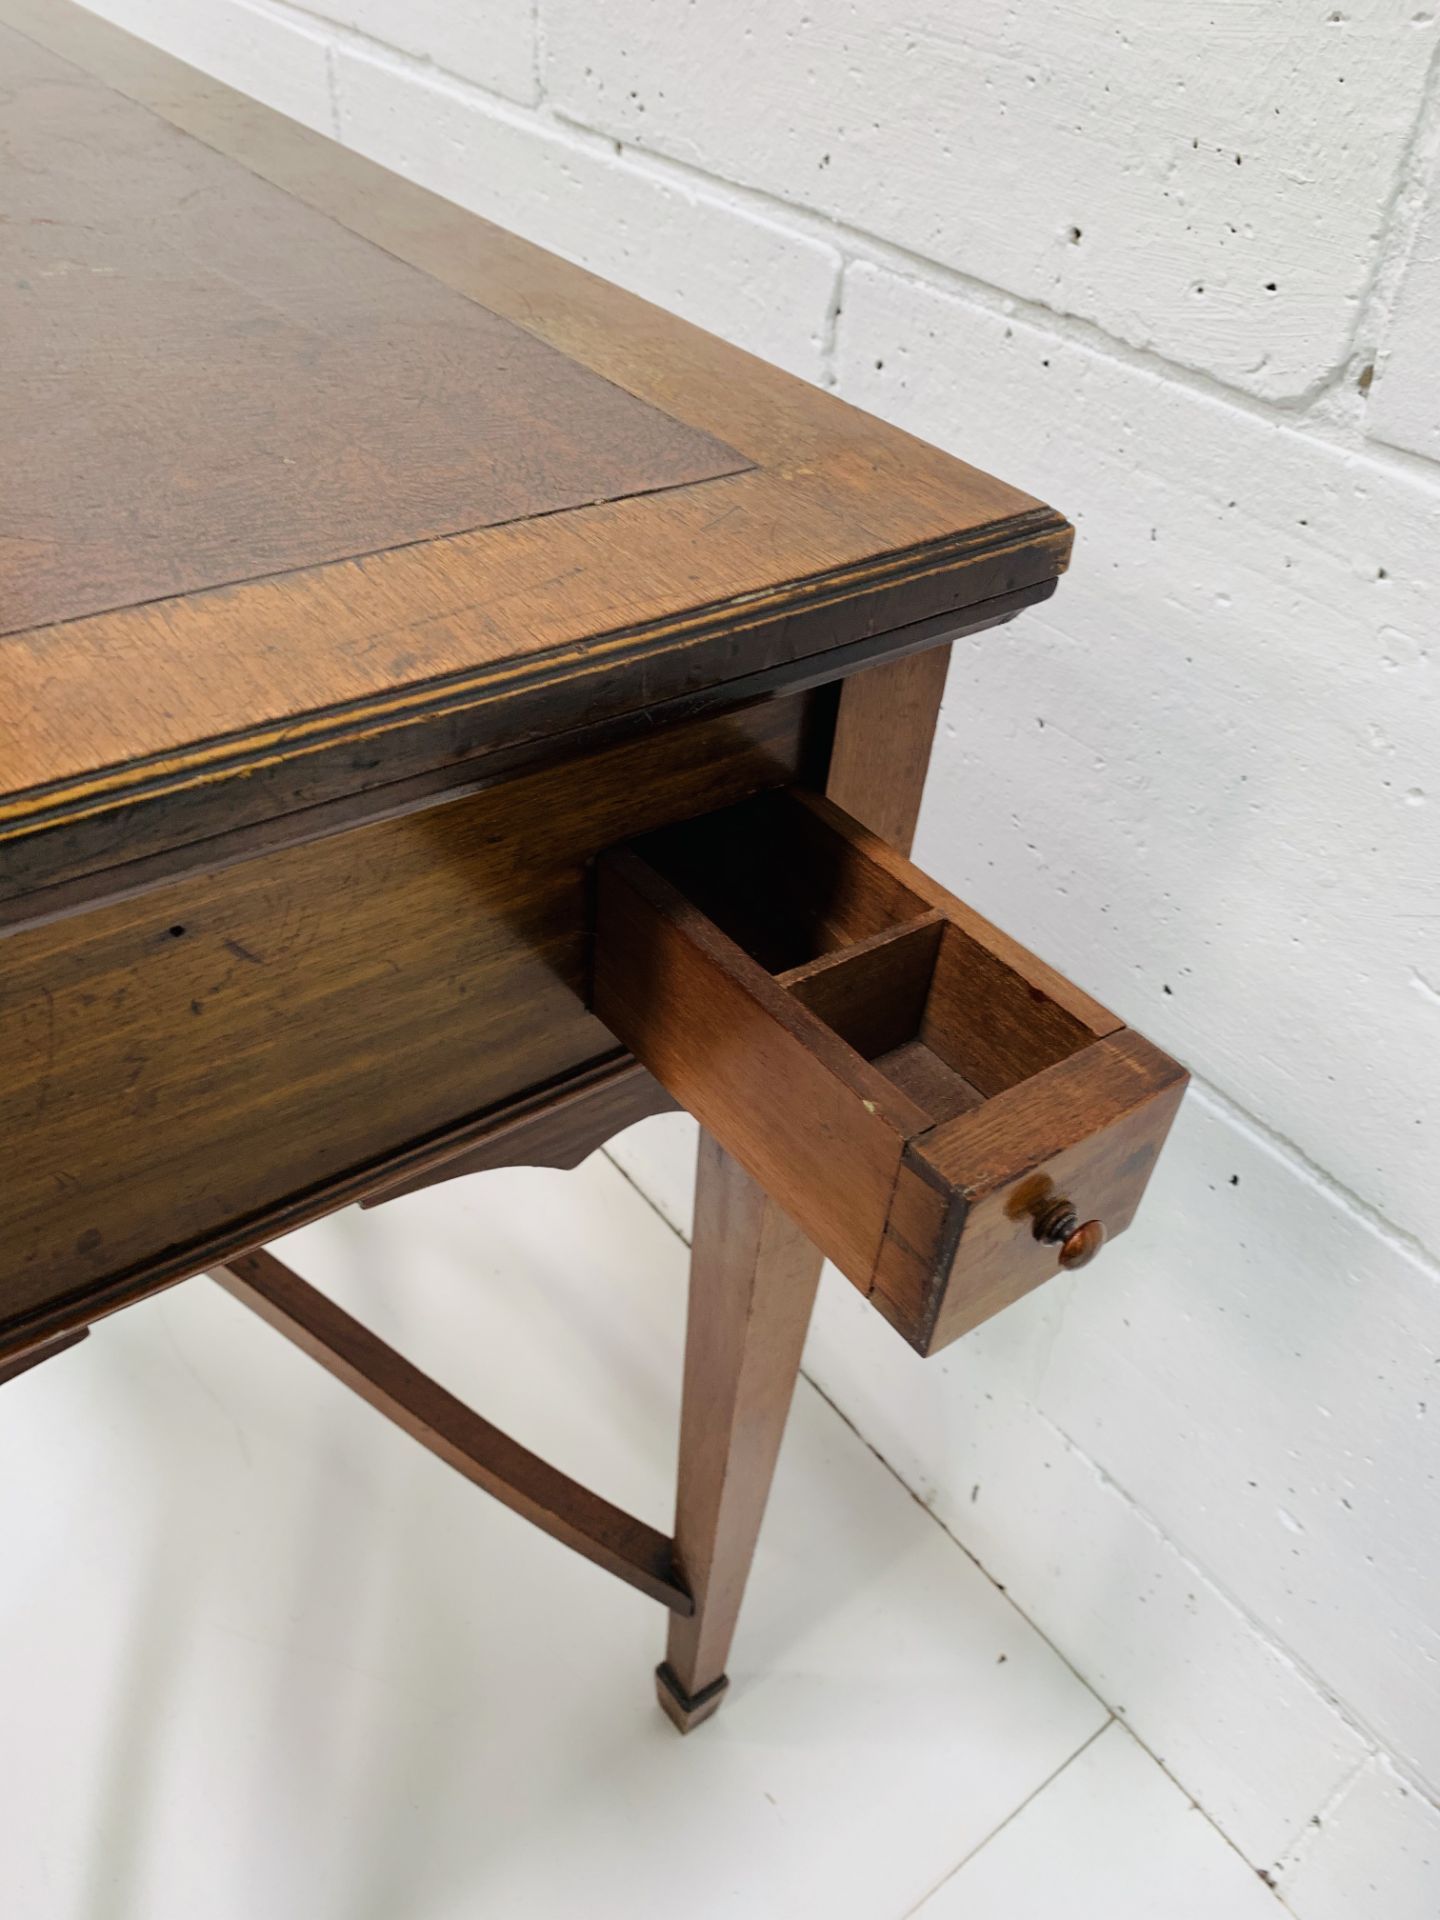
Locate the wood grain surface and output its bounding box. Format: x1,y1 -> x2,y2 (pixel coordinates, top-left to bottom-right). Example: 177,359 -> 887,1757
1,26 -> 748,636
651,641 -> 961,1729
214,1249 -> 693,1613
594,841 -> 932,1282
0,691 -> 818,1349
597,789 -> 1187,1356
657,1132 -> 825,1729
0,0 -> 1070,896
893,1031 -> 1189,1352
359,1057 -> 676,1207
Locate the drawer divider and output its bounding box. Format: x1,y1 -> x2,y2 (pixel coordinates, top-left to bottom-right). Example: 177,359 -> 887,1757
593,788 -> 1187,1355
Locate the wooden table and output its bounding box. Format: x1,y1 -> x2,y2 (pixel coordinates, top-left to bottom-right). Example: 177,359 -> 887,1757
1,0 -> 1186,1732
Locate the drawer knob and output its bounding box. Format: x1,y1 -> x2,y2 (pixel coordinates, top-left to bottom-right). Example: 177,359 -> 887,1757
1033,1197 -> 1107,1270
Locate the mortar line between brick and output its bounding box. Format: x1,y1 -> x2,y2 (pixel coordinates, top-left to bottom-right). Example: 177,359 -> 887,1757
1341,27 -> 1440,379
276,0 -> 1440,1822
797,1354 -> 1345,1885
591,1147 -> 1435,1845
1187,1075 -> 1440,1281
817,263 -> 845,390
1028,1405 -> 1440,1824
260,0 -> 1352,421
277,17 -> 1440,1281
290,6 -> 1440,492
612,1060 -> 1440,1290
277,0 -> 546,113
530,0 -> 545,104
321,42 -> 340,141
54,0 -> 1440,1880
1270,1753 -> 1374,1892
541,102 -> 1428,434
602,1105 -> 1440,1805
593,1148 -> 1317,1874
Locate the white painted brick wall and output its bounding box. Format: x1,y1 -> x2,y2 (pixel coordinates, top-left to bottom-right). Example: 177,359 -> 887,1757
307,0 -> 537,104
331,45 -> 841,380
1369,147 -> 1440,461
72,0 -> 1440,1907
543,0 -> 1440,401
1277,1755 -> 1440,1919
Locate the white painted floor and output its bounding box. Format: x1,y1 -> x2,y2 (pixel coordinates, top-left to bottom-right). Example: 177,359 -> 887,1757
0,1150 -> 1285,1919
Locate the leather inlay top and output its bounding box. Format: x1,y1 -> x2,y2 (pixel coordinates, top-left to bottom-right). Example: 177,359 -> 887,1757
0,26 -> 750,635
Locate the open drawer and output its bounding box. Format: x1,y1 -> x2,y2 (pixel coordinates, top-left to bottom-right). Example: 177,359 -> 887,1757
592,790 -> 1186,1356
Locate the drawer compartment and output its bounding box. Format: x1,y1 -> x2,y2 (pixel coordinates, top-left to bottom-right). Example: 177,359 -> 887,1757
593,790 -> 1186,1354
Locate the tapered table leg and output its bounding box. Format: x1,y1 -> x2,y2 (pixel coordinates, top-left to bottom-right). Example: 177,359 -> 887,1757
656,1129 -> 825,1732
656,642 -> 946,1729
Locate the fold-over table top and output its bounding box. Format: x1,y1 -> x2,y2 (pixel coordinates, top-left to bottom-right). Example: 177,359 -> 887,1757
0,0 -> 1070,899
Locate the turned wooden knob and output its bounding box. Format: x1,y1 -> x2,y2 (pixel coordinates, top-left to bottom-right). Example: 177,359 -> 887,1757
1033,1196 -> 1107,1270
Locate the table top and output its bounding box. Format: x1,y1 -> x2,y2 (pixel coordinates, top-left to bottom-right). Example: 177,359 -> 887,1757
0,0 -> 1070,901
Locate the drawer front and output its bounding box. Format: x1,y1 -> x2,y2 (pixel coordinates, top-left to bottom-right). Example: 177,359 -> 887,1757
594,790 -> 1186,1355
0,693 -> 820,1346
